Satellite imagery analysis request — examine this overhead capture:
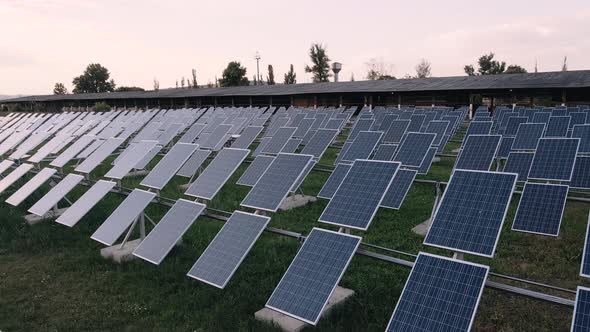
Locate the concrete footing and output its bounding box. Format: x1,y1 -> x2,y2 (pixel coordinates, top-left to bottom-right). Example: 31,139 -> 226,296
178,183 -> 190,190
279,194 -> 317,211
452,148 -> 461,153
432,157 -> 441,163
255,286 -> 354,331
24,207 -> 69,225
125,170 -> 149,178
100,239 -> 142,263
412,218 -> 432,236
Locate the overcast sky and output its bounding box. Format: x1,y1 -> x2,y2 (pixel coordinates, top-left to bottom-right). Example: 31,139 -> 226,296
1,0 -> 589,95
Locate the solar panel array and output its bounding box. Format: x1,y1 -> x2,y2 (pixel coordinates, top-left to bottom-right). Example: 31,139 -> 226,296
237,155 -> 275,186
512,183 -> 568,236
455,135 -> 501,171
393,132 -> 436,167
381,169 -> 417,209
28,173 -> 84,217
5,167 -> 56,206
317,163 -> 352,199
141,143 -> 198,190
528,138 -> 579,181
503,152 -> 534,181
55,180 -> 116,227
341,131 -> 383,163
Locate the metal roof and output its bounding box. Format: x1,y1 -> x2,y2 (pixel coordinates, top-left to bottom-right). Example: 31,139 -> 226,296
4,70 -> 590,103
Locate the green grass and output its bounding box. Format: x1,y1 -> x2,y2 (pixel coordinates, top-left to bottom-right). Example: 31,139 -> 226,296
1,126 -> 590,331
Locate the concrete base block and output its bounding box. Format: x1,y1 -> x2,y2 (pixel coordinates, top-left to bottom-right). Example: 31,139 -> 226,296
452,148 -> 461,153
279,194 -> 317,211
178,183 -> 190,191
412,218 -> 431,236
24,207 -> 69,225
100,239 -> 142,263
255,286 -> 354,331
432,157 -> 441,163
125,170 -> 149,178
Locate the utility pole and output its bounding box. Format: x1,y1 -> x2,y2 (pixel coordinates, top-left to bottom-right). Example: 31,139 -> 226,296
255,51 -> 261,85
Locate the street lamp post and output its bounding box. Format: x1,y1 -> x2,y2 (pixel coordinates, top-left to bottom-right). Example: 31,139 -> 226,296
255,51 -> 261,85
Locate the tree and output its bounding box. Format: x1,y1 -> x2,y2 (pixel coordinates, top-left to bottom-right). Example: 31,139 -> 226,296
284,64 -> 297,84
305,43 -> 331,82
191,69 -> 198,88
153,78 -> 159,91
415,59 -> 432,78
181,77 -> 185,88
504,65 -> 527,74
115,86 -> 145,92
562,56 -> 568,71
72,63 -> 115,93
220,61 -> 249,87
350,73 -> 355,81
53,83 -> 68,95
464,65 -> 476,76
175,80 -> 179,88
366,58 -> 396,80
267,65 -> 275,85
94,102 -> 111,112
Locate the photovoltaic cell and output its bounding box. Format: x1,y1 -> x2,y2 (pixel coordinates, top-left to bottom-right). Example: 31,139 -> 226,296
105,140 -> 157,179
424,170 -> 517,257
319,159 -> 400,230
232,126 -> 263,149
91,189 -> 156,246
187,211 -> 270,288
28,173 -> 84,217
50,135 -> 94,168
512,183 -> 568,236
503,152 -> 534,181
0,159 -> 15,176
466,121 -> 492,137
334,141 -> 352,165
544,116 -> 570,137
528,138 -> 579,181
386,252 -> 488,332
496,137 -> 515,159
317,163 -> 352,199
372,144 -> 398,161
281,138 -> 301,153
383,120 -> 411,144
200,124 -> 233,150
237,156 -> 275,187
301,129 -> 338,160
5,167 -> 56,206
348,118 -> 374,142
75,137 -> 124,174
261,127 -> 297,154
178,123 -> 206,144
569,156 -> 590,189
133,199 -> 206,265
266,228 -> 361,325
185,148 -> 249,200
504,116 -> 528,136
512,123 -> 545,150
241,153 -> 313,212
572,286 -> 590,332
407,114 -> 425,132
140,143 -> 198,190
425,120 -> 450,146
290,160 -> 316,193
418,147 -> 437,175
341,131 -> 383,162
0,163 -> 34,195
394,132 -> 436,167
455,135 -> 501,171
55,180 -> 116,227
572,125 -> 590,154
381,169 -> 417,209
292,118 -> 314,138
175,149 -> 210,178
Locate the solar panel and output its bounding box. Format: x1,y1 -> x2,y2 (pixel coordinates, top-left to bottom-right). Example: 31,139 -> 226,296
348,118 -> 374,141
28,173 -> 84,217
301,129 -> 338,160
178,123 -> 206,144
76,139 -> 104,159
455,135 -> 501,171
380,169 -> 417,209
265,228 -> 361,325
252,137 -> 271,157
385,252 -> 488,332
545,116 -> 570,137
424,120 -> 450,146
319,160 -> 400,230
512,123 -> 545,150
176,149 -> 212,178
317,163 -> 352,199
569,156 -> 590,189
424,170 -> 517,257
200,124 -> 232,150
582,213 -> 590,278
140,143 -> 198,190
231,126 -> 263,149
532,111 -> 551,124
281,138 -> 301,153
496,136 -> 515,159
185,148 -> 249,200
50,135 -> 95,168
241,153 -> 313,212
407,114 -> 425,132
290,160 -> 316,192
466,121 -> 492,137
572,286 -> 590,331
512,183 -> 568,236
570,112 -> 588,129
572,125 -> 590,154
504,152 -> 534,181
393,132 -> 436,167
324,118 -> 345,130
528,138 -> 579,181
5,167 -> 56,206
133,145 -> 162,170
55,180 -> 116,227
187,211 -> 271,288
75,137 -> 124,174
237,155 -> 275,186
504,116 -> 528,136
0,159 -> 14,176
105,140 -> 157,179
261,127 -> 296,154
91,189 -> 156,246
418,147 -> 437,175
292,118 -> 315,138
0,163 -> 34,195
133,199 -> 206,265
334,141 -> 352,165
372,144 -> 398,161
341,131 -> 383,163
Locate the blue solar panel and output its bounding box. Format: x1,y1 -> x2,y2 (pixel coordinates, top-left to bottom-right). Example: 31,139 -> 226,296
383,120 -> 410,144
407,114 -> 426,132
261,127 -> 296,154
569,157 -> 590,189
545,116 -> 571,137
425,120 -> 450,146
504,152 -> 534,181
455,135 -> 501,171
504,116 -> 528,136
237,155 -> 275,187
532,112 -> 551,124
570,112 -> 587,129
372,144 -> 398,161
572,287 -> 590,331
348,118 -> 374,141
496,137 -> 515,159
300,129 -> 338,159
386,252 -> 489,332
512,123 -> 545,150
418,147 -> 437,175
317,163 -> 352,199
394,132 -> 436,167
341,131 -> 383,162
466,121 -> 492,137
334,141 -> 352,165
381,169 -> 417,209
320,160 -> 399,230
528,138 -> 579,181
512,183 -> 568,236
572,125 -> 590,154
266,228 -> 361,325
499,112 -> 519,131
424,170 -> 517,257
581,215 -> 590,278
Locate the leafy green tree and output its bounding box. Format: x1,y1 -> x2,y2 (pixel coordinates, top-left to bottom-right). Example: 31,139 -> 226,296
305,43 -> 331,82
267,65 -> 275,85
93,102 -> 111,112
415,59 -> 432,78
366,58 -> 395,80
284,64 -> 297,84
464,53 -> 508,76
115,86 -> 145,92
504,65 -> 527,74
220,61 -> 249,87
53,83 -> 68,95
72,63 -> 115,93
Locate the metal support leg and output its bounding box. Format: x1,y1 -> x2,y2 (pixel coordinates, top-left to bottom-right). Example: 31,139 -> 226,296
139,213 -> 146,240
120,214 -> 140,249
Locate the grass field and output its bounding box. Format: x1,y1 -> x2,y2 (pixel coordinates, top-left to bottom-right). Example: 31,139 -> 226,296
1,126 -> 589,331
